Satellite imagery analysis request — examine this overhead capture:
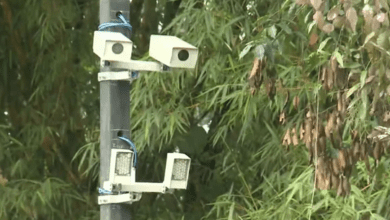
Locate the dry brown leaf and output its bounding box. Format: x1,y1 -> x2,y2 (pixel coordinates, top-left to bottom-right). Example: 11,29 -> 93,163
373,142 -> 383,162
292,128 -> 299,146
374,0 -> 381,13
293,96 -> 300,109
324,173 -> 331,190
326,6 -> 340,21
317,157 -> 326,174
300,124 -> 305,140
317,123 -> 326,138
314,171 -> 320,188
318,170 -> 331,190
347,148 -> 354,166
321,66 -> 327,83
283,129 -> 292,146
332,158 -> 340,175
306,109 -> 314,118
316,170 -> 331,190
296,0 -> 310,5
325,112 -> 336,138
364,155 -> 371,171
345,165 -> 353,178
383,111 -> 390,122
338,150 -> 347,170
326,67 -> 334,90
322,23 -> 335,33
337,91 -> 347,115
368,129 -> 382,141
279,111 -> 286,124
387,85 -> 390,96
337,176 -> 344,196
249,58 -> 260,80
335,68 -> 347,89
365,75 -> 375,84
369,65 -> 377,76
321,67 -> 329,90
343,176 -> 351,195
308,143 -> 314,163
0,174 -> 7,186
313,11 -> 325,29
330,56 -> 338,73
385,68 -> 390,80
351,130 -> 358,141
266,78 -> 276,99
327,7 -> 340,21
248,58 -> 265,95
379,0 -> 390,11
360,143 -> 367,160
331,174 -> 339,189
318,137 -> 326,155
335,119 -> 344,147
318,3 -> 326,12
376,13 -> 386,23
346,7 -> 358,32
337,92 -> 342,112
372,18 -> 381,31
333,16 -> 346,28
342,0 -> 352,11
305,118 -> 313,145
362,5 -> 374,34
283,91 -> 290,109
310,0 -> 323,10
315,171 -> 323,189
309,33 -> 319,46
353,143 -> 361,160
363,5 -> 374,22
383,13 -> 390,26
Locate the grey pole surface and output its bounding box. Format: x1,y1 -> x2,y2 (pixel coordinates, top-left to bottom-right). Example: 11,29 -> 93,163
99,0 -> 132,219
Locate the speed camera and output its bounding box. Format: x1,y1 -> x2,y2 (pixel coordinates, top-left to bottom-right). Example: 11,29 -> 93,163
93,31 -> 133,62
149,35 -> 198,69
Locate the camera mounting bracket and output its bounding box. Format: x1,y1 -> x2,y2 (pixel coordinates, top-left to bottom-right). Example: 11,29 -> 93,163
98,71 -> 138,82
98,192 -> 142,205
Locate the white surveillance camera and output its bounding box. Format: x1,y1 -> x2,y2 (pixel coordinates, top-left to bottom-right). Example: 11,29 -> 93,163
149,35 -> 198,69
163,152 -> 191,189
99,149 -> 191,205
93,31 -> 133,62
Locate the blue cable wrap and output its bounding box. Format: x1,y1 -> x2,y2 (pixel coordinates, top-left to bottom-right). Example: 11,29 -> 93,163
118,136 -> 138,168
99,188 -> 111,194
98,14 -> 132,32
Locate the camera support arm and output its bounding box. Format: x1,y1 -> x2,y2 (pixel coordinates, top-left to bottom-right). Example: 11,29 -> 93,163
98,60 -> 170,82
110,60 -> 168,72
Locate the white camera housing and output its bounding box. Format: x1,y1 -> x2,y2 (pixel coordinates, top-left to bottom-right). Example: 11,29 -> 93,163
163,152 -> 191,189
103,150 -> 190,194
93,31 -> 133,62
149,35 -> 198,69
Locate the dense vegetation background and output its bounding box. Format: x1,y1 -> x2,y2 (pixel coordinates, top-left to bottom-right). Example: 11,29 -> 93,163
1,0 -> 390,219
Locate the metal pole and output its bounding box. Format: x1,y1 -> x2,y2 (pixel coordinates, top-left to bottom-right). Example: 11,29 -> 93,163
99,0 -> 132,219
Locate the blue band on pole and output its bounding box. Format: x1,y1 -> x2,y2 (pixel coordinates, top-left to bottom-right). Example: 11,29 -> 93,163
98,14 -> 132,32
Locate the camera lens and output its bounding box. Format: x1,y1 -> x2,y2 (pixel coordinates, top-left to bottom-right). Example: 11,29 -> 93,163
178,50 -> 189,61
112,43 -> 124,54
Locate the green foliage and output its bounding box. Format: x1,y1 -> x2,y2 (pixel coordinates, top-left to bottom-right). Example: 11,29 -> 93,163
1,0 -> 390,219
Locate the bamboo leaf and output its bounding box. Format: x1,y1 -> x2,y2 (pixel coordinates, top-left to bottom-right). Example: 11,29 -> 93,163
333,51 -> 344,68
347,83 -> 360,98
239,44 -> 253,59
